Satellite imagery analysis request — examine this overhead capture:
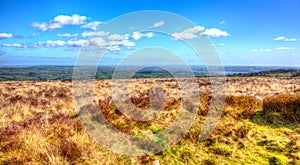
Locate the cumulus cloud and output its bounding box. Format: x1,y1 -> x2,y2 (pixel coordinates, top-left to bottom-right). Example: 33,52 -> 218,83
274,36 -> 285,41
86,31 -> 154,51
0,33 -> 13,39
84,31 -> 154,41
111,40 -> 136,47
250,49 -> 272,52
0,33 -> 22,39
2,30 -> 152,52
80,21 -> 102,30
184,26 -> 205,33
284,38 -> 297,41
1,43 -> 27,48
82,31 -> 109,38
200,28 -> 230,37
54,14 -> 87,25
172,32 -> 198,40
149,20 -> 165,28
89,37 -> 136,51
274,36 -> 297,41
172,26 -> 229,39
57,33 -> 80,38
66,40 -> 89,47
276,47 -> 295,50
2,39 -> 89,49
131,32 -> 154,40
35,39 -> 89,47
108,34 -> 129,41
35,40 -> 66,47
171,26 -> 205,40
31,14 -> 87,31
89,38 -> 108,47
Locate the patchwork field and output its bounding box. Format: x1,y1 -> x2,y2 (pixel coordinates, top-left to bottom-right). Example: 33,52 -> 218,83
0,77 -> 300,164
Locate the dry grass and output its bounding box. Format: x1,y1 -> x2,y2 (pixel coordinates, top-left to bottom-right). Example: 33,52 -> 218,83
263,94 -> 300,124
0,77 -> 300,164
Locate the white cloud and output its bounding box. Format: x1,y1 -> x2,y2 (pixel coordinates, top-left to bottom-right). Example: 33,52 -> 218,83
200,28 -> 230,37
31,22 -> 60,31
183,26 -> 205,33
1,43 -> 27,48
0,33 -> 13,39
87,31 -> 154,50
108,34 -> 129,41
113,40 -> 136,47
107,45 -> 121,51
284,38 -> 297,41
250,49 -> 272,52
171,32 -> 198,40
54,14 -> 86,25
57,32 -> 107,38
34,39 -> 89,48
82,31 -> 109,38
31,14 -> 87,31
45,40 -> 66,47
57,33 -> 80,38
0,33 -> 22,39
274,36 -> 297,41
171,26 -> 205,40
89,37 -> 136,51
149,20 -> 165,28
131,32 -> 154,40
81,21 -> 102,30
276,47 -> 295,50
219,21 -> 226,25
2,39 -> 89,48
274,36 -> 285,41
219,43 -> 225,46
172,26 -> 229,39
89,38 -> 108,47
66,40 -> 89,47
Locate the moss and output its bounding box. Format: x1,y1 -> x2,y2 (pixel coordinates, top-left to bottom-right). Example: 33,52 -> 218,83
209,144 -> 233,156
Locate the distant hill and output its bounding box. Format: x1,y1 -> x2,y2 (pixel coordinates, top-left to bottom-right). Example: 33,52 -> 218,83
0,66 -> 300,81
231,69 -> 300,77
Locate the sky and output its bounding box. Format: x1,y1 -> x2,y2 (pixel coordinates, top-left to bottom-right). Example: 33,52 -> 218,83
0,0 -> 299,66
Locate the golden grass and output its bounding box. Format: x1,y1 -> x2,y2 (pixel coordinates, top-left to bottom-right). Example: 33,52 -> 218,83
0,77 -> 300,164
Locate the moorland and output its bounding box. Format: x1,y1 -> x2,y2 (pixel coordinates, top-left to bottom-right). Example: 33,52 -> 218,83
0,77 -> 300,164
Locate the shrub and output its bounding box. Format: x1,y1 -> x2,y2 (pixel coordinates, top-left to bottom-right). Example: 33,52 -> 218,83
225,95 -> 261,118
263,94 -> 300,124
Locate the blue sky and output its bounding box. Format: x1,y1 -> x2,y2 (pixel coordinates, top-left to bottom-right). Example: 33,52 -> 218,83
0,0 -> 299,66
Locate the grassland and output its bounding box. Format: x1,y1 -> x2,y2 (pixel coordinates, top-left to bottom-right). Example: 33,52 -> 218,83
0,77 -> 300,164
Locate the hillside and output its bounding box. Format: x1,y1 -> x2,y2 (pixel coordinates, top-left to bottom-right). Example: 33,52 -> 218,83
232,69 -> 300,77
0,78 -> 300,164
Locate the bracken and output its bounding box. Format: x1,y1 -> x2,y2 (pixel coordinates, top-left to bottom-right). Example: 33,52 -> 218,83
263,94 -> 300,124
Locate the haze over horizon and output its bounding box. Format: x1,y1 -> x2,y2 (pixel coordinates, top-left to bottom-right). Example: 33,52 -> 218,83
0,0 -> 299,67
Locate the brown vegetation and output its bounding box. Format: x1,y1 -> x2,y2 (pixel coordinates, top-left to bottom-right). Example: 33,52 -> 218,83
0,77 -> 300,164
263,94 -> 300,124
